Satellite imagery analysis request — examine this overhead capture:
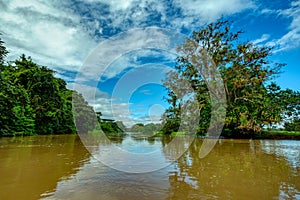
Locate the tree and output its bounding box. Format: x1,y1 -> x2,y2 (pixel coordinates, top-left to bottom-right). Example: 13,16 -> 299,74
130,123 -> 145,132
0,35 -> 118,136
163,20 -> 296,137
0,39 -> 35,136
0,52 -> 80,136
0,33 -> 8,64
0,78 -> 35,136
5,55 -> 76,134
72,91 -> 99,134
284,118 -> 300,131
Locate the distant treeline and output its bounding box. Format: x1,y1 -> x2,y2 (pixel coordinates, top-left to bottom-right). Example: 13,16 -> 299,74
128,123 -> 162,134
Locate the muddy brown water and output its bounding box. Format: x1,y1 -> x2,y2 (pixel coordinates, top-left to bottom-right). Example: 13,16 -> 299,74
0,134 -> 299,200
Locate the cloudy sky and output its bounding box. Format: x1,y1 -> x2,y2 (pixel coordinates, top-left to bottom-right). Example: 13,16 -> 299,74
1,0 -> 300,126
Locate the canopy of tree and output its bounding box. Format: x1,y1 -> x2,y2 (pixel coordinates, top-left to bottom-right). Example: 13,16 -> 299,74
0,36 -> 121,136
162,21 -> 300,137
0,53 -> 81,136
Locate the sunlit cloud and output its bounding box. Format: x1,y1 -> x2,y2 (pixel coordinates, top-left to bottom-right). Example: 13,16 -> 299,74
267,0 -> 300,52
252,34 -> 271,45
0,0 -> 97,71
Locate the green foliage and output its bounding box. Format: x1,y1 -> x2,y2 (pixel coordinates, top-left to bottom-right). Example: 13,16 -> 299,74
92,118 -> 124,137
0,34 -> 8,64
258,130 -> 300,139
130,123 -> 145,132
284,118 -> 300,132
4,55 -> 77,135
162,20 -> 299,137
0,48 -> 121,136
1,36 -> 153,137
0,78 -> 35,136
161,118 -> 180,135
115,121 -> 127,132
72,91 -> 99,134
142,123 -> 162,134
0,52 -> 87,136
129,123 -> 163,134
99,121 -> 123,134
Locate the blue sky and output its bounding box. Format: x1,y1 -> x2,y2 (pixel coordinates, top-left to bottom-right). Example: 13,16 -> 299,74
1,0 -> 299,126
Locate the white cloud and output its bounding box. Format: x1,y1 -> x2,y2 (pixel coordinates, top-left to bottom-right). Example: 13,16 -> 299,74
103,0 -> 135,11
260,8 -> 276,14
0,0 -> 258,80
81,0 -> 256,34
252,34 -> 270,45
0,0 -> 97,71
75,28 -> 181,83
173,0 -> 255,23
68,83 -> 145,127
68,83 -> 132,125
82,0 -> 135,11
67,83 -> 110,105
132,115 -> 163,125
268,0 -> 300,52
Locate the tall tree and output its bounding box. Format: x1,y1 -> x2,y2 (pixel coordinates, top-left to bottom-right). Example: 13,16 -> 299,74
0,36 -> 35,136
0,36 -> 115,136
163,20 -> 297,137
0,78 -> 35,136
8,55 -> 78,134
0,53 -> 79,135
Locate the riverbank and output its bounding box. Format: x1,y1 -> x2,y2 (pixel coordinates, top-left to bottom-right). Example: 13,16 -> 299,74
1,130 -> 300,140
252,131 -> 300,140
153,131 -> 300,140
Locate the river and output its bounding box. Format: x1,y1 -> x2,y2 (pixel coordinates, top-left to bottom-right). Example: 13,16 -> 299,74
0,134 -> 299,200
